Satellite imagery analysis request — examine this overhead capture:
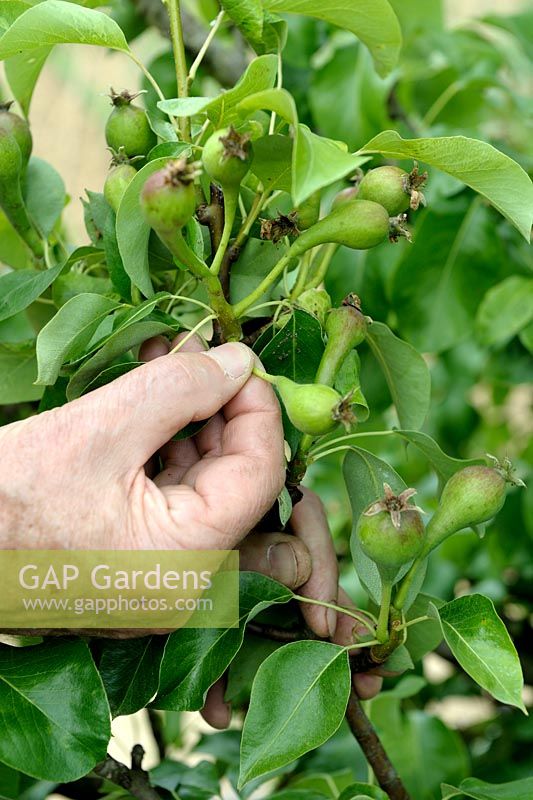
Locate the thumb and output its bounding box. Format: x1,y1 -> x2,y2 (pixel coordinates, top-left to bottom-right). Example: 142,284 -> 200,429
73,342 -> 254,469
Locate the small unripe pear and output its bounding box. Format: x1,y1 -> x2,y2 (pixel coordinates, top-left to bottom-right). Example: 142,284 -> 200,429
291,199 -> 389,256
0,102 -> 32,165
275,376 -> 342,436
202,126 -> 252,189
105,90 -> 156,159
326,300 -> 368,351
104,162 -> 137,213
293,191 -> 320,229
423,465 -> 508,555
140,158 -> 197,232
356,484 -> 425,573
358,166 -> 411,216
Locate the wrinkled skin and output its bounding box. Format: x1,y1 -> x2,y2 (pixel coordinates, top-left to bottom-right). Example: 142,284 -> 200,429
0,334 -> 385,728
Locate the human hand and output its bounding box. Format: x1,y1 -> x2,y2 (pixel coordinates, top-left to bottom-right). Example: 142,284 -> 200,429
0,339 -> 285,551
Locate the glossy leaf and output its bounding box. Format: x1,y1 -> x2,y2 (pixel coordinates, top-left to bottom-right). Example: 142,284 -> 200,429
263,0 -> 402,77
98,636 -> 166,717
116,157 -> 172,298
0,0 -> 129,58
239,641 -> 351,786
151,573 -> 292,712
36,294 -> 122,385
366,322 -> 431,430
0,263 -> 64,323
359,130 -> 533,240
0,639 -> 110,781
476,275 -> 533,347
438,594 -> 526,712
66,318 -> 173,400
441,777 -> 533,800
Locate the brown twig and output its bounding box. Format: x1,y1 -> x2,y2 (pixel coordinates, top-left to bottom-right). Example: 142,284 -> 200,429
346,690 -> 411,800
94,745 -> 161,800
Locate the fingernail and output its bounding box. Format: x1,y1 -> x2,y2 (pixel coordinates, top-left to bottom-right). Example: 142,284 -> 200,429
326,607 -> 337,639
267,542 -> 298,587
205,343 -> 252,379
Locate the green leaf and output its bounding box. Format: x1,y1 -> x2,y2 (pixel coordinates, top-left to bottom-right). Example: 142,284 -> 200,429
206,55 -> 278,125
438,594 -> 526,712
220,0 -> 263,46
404,594 -> 443,663
5,45 -> 51,116
263,0 -> 402,77
239,641 -> 351,787
99,636 -> 166,717
24,158 -> 66,238
0,763 -> 20,800
390,202 -> 506,353
251,134 -> 293,193
344,447 -> 407,603
339,785 -> 389,800
0,1 -> 31,33
441,777 -> 533,800
158,54 -> 278,127
369,685 -> 468,795
294,125 -> 367,206
359,130 -> 533,240
116,157 -> 172,298
392,430 -> 482,485
0,262 -> 64,323
0,0 -> 129,59
0,342 -> 42,403
476,275 -> 533,347
66,318 -> 173,400
230,238 -> 289,308
150,758 -> 222,798
270,793 -> 329,800
151,573 -> 292,712
0,210 -> 31,270
0,639 -> 110,782
237,89 -> 367,203
278,485 -> 293,527
36,293 -> 121,385
366,322 -> 431,430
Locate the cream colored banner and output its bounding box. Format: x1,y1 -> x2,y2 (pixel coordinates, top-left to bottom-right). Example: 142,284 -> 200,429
0,550 -> 239,629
